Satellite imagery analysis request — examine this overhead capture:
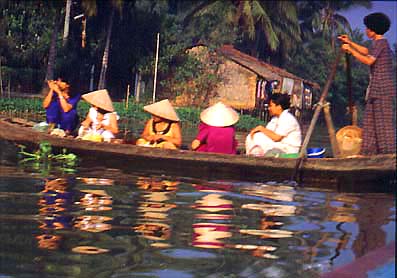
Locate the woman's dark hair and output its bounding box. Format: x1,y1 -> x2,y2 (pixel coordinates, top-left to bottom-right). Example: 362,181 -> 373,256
364,13 -> 390,35
97,107 -> 110,115
56,76 -> 78,97
269,93 -> 291,110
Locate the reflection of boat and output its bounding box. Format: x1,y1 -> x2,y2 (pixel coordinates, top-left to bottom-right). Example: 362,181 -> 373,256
0,117 -> 395,189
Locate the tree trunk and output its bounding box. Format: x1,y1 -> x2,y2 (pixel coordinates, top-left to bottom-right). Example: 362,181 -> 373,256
0,59 -> 3,97
45,10 -> 62,82
63,0 -> 72,45
98,8 -> 115,90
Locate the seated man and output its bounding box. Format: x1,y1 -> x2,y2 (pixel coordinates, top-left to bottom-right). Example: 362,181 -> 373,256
246,93 -> 301,156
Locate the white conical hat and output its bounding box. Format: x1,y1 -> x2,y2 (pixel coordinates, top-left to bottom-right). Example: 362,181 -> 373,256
144,99 -> 180,122
200,102 -> 239,127
82,89 -> 114,112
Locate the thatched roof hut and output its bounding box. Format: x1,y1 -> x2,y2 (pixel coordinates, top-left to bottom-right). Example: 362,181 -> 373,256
175,44 -> 319,110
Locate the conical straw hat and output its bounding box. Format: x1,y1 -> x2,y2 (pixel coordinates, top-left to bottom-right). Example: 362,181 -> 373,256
336,125 -> 362,157
200,102 -> 239,127
82,89 -> 114,112
144,99 -> 180,121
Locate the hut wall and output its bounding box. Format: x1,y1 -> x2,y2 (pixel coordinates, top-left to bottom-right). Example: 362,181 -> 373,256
212,60 -> 257,110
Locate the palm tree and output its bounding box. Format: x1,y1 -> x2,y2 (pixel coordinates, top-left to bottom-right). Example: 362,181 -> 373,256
45,9 -> 62,81
81,0 -> 123,90
62,0 -> 72,45
97,7 -> 115,89
44,2 -> 64,82
180,0 -> 300,62
299,1 -> 371,49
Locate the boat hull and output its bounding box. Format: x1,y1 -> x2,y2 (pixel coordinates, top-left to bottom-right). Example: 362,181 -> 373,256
0,118 -> 395,191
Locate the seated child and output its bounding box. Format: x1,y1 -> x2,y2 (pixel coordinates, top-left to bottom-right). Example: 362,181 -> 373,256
78,89 -> 119,142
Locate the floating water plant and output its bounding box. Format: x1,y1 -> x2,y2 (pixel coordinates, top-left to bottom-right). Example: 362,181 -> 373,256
18,141 -> 78,174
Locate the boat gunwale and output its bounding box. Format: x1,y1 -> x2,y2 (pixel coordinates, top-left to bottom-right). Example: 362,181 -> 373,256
0,117 -> 395,175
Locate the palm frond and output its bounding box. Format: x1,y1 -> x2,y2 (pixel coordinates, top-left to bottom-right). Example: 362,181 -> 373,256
333,13 -> 352,34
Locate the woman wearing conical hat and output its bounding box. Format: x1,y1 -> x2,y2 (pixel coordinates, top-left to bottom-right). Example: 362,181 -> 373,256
78,89 -> 119,142
191,102 -> 239,154
136,99 -> 182,149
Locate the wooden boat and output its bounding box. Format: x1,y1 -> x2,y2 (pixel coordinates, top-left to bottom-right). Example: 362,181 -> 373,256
0,117 -> 395,191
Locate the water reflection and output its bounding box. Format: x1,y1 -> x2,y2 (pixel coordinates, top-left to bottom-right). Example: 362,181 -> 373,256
0,166 -> 394,278
352,194 -> 394,258
192,185 -> 234,249
77,189 -> 113,212
74,215 -> 112,233
133,177 -> 179,248
72,245 -> 110,254
237,183 -> 297,259
37,178 -> 73,250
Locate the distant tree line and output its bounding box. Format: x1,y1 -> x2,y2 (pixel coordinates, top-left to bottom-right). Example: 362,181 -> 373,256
0,0 -> 395,124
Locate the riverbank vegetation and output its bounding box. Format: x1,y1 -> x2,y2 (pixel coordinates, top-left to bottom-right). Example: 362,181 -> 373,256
0,1 -> 395,126
0,97 -> 263,131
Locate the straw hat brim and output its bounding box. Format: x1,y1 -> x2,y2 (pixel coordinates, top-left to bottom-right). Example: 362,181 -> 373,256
200,102 -> 239,127
82,89 -> 114,112
144,99 -> 180,121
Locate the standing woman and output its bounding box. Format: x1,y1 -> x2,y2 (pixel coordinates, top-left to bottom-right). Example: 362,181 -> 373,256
43,78 -> 80,134
338,13 -> 396,155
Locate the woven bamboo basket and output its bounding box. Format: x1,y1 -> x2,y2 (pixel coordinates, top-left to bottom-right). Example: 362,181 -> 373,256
336,125 -> 363,157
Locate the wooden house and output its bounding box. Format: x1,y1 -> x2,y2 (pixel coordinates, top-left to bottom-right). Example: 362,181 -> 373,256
175,45 -> 320,118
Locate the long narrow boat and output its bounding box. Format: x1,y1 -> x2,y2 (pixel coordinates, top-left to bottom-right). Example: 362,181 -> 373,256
0,117 -> 395,191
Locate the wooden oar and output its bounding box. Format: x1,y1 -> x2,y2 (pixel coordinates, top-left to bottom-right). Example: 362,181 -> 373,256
345,53 -> 358,125
293,48 -> 343,182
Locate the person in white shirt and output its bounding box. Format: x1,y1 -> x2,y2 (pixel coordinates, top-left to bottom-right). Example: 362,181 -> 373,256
78,89 -> 119,142
246,93 -> 301,156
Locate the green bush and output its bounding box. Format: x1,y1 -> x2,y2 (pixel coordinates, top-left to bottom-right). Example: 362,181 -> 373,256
0,97 -> 263,131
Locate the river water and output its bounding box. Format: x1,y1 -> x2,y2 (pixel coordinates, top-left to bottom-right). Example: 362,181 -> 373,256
0,139 -> 395,278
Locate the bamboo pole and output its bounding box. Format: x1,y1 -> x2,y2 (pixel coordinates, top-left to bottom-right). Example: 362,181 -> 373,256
125,84 -> 130,109
152,33 -> 160,103
136,72 -> 141,103
7,77 -> 10,98
293,49 -> 343,181
323,103 -> 340,158
345,53 -> 358,125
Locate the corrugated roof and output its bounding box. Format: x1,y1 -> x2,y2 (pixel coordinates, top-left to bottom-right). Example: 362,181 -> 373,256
218,45 -> 320,89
